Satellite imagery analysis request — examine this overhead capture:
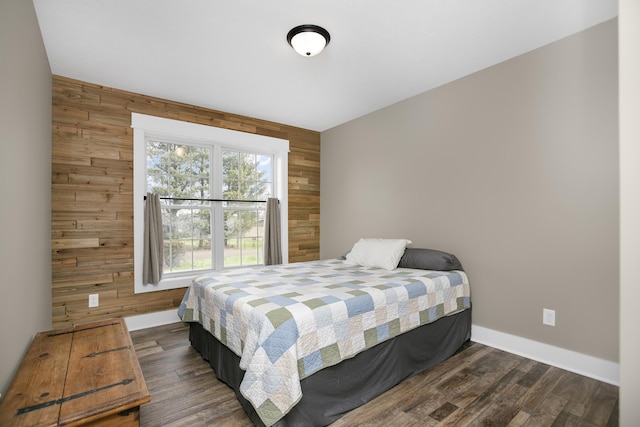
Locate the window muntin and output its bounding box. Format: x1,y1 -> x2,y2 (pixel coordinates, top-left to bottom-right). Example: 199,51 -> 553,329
132,113 -> 289,294
145,141 -> 274,275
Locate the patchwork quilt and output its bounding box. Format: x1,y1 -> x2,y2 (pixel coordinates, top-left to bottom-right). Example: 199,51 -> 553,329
178,259 -> 471,426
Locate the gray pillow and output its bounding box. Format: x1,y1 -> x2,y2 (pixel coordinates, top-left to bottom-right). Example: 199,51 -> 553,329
397,248 -> 463,271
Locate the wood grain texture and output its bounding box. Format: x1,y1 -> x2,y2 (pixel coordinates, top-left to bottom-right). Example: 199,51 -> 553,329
59,320 -> 149,426
0,330 -> 72,427
131,323 -> 619,427
0,319 -> 149,427
51,75 -> 320,329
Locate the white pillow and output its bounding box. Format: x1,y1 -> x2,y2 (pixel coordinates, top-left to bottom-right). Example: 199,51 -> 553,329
344,238 -> 412,270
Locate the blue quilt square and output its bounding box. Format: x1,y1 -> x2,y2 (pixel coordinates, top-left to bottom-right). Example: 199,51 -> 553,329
345,293 -> 374,317
448,272 -> 463,286
267,295 -> 297,306
405,281 -> 427,299
376,323 -> 390,341
262,317 -> 299,364
302,350 -> 323,375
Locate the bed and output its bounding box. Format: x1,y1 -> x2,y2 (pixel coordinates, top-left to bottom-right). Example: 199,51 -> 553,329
178,241 -> 471,427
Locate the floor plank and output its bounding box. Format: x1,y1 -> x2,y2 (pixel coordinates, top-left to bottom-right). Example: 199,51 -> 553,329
131,323 -> 618,426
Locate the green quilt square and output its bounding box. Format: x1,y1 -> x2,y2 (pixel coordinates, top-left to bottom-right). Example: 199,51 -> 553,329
282,292 -> 302,298
436,303 -> 444,318
248,298 -> 270,307
303,298 -> 327,309
388,318 -> 401,336
363,328 -> 379,348
266,307 -> 293,328
419,309 -> 430,324
257,399 -> 284,427
182,308 -> 195,322
320,343 -> 341,365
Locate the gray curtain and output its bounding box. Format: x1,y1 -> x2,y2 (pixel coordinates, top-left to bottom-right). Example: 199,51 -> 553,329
263,197 -> 282,265
143,193 -> 164,284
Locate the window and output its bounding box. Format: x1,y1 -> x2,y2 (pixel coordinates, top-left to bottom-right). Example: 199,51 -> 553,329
132,113 -> 289,294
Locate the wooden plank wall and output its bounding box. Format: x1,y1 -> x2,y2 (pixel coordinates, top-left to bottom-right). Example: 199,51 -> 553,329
51,75 -> 320,329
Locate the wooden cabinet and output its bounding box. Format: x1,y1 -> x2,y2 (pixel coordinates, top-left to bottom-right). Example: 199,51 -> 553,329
0,319 -> 150,426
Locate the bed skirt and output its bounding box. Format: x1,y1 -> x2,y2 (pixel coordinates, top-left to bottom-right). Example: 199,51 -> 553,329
189,308 -> 471,427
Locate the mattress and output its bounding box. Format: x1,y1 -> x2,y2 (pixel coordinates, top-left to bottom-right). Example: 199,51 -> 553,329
179,259 -> 471,426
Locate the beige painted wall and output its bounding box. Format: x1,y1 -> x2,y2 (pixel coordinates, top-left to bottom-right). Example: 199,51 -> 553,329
0,0 -> 53,394
619,1 -> 640,424
321,19 -> 618,361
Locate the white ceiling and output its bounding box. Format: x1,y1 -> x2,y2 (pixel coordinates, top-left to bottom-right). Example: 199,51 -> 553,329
33,0 -> 617,132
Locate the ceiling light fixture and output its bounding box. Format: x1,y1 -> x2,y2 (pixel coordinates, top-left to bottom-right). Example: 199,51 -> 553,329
287,24 -> 330,57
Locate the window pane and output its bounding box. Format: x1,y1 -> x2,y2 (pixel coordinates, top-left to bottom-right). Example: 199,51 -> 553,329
222,150 -> 270,267
223,149 -> 272,201
240,153 -> 254,181
223,208 -> 263,268
224,209 -> 240,267
257,155 -> 272,183
148,140 -> 213,274
223,179 -> 238,197
191,209 -> 212,270
241,237 -> 260,265
161,207 -> 212,272
147,140 -> 211,201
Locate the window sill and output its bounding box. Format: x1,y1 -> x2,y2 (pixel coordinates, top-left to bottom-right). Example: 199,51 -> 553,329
134,273 -> 195,294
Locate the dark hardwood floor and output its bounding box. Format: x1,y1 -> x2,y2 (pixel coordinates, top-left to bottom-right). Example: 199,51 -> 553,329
130,322 -> 618,427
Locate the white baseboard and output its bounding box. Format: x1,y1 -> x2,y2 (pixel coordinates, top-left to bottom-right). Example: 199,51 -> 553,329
471,324 -> 619,386
123,313 -> 619,386
125,309 -> 180,331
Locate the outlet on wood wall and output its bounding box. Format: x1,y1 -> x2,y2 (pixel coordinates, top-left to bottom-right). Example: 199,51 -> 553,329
51,75 -> 320,329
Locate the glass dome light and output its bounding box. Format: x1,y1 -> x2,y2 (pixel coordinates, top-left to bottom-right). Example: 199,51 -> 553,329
287,25 -> 330,57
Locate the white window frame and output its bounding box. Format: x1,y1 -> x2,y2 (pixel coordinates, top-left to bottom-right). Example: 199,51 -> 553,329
132,113 -> 289,294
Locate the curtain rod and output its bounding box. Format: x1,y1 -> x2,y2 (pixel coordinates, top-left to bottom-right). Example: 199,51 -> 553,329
144,196 -> 268,203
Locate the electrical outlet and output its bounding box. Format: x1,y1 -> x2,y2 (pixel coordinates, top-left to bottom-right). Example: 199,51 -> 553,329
543,308 -> 556,326
88,294 -> 99,308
